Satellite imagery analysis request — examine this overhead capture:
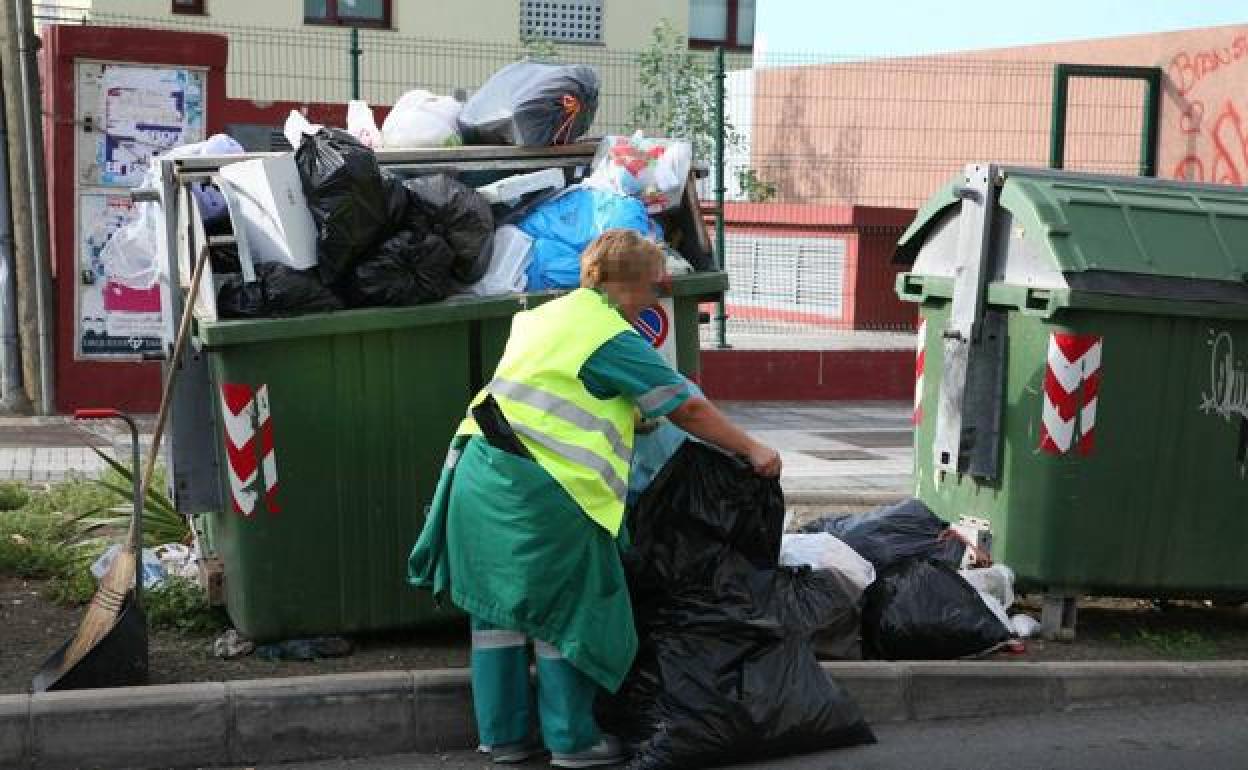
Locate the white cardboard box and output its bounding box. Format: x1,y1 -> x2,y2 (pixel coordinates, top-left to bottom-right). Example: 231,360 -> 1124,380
218,155 -> 318,272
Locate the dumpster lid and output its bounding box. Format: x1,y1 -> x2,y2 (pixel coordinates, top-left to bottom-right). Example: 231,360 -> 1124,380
896,166 -> 1248,286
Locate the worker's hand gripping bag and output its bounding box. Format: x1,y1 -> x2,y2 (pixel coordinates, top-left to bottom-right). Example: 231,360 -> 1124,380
600,442 -> 876,770
458,61 -> 599,146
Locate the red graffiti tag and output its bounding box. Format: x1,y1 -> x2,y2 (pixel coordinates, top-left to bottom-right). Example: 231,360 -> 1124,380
1176,101 -> 1248,184
1211,101 -> 1248,185
1168,34 -> 1248,96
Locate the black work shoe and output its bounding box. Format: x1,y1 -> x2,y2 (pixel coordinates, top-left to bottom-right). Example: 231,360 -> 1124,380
549,735 -> 628,768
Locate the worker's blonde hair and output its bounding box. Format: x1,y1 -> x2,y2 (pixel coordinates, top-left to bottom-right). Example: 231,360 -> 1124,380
580,229 -> 664,288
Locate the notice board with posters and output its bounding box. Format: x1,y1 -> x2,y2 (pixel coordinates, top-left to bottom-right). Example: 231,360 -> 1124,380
74,61 -> 206,359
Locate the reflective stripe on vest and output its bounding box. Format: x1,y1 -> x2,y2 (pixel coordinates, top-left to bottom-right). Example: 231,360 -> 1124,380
458,289 -> 636,535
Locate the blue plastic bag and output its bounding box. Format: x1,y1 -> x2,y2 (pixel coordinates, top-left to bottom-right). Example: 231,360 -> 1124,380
627,381 -> 703,505
518,187 -> 654,290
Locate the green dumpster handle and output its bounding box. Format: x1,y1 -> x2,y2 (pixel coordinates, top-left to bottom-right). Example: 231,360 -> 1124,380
897,272 -> 1248,321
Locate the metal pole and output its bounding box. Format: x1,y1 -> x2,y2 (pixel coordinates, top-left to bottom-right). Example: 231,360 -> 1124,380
15,0 -> 52,414
349,27 -> 361,100
1140,67 -> 1161,177
1049,65 -> 1068,170
1,0 -> 42,413
0,82 -> 26,412
714,45 -> 728,349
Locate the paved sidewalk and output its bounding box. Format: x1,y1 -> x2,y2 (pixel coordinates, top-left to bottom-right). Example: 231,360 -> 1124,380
0,417 -> 156,483
721,400 -> 913,506
0,403 -> 914,501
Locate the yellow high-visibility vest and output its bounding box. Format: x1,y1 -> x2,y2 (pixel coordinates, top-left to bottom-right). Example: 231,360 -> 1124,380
459,288 -> 636,536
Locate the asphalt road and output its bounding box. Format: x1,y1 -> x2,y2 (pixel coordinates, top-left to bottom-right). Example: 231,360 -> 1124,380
254,698 -> 1248,770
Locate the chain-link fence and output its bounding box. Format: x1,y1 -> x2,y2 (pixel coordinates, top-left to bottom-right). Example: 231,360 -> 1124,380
34,6 -> 1156,350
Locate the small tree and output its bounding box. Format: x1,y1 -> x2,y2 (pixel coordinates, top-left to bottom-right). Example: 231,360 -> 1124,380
632,20 -> 773,201
631,19 -> 740,163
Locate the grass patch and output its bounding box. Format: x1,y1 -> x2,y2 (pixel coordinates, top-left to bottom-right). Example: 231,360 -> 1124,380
1133,628 -> 1218,659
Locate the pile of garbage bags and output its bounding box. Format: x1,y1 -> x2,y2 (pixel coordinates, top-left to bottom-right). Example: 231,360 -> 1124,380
601,442 -> 875,769
97,58 -> 698,321
788,499 -> 1030,660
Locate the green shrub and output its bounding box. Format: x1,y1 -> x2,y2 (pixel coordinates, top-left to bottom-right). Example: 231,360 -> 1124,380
0,482 -> 30,511
144,576 -> 228,634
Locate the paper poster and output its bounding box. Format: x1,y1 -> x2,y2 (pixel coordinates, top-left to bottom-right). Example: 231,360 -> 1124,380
75,62 -> 205,358
95,65 -> 204,187
77,192 -> 162,357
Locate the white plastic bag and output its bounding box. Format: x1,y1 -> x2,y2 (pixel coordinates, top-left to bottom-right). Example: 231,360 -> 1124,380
381,89 -> 463,148
779,533 -> 876,597
283,109 -> 322,150
959,565 -> 1016,611
99,133 -> 244,290
1010,613 -> 1042,639
347,100 -> 382,148
585,132 -> 692,212
460,225 -> 532,296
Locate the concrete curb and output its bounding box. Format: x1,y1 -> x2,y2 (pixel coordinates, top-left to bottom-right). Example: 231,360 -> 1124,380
3,662 -> 1248,769
784,489 -> 907,508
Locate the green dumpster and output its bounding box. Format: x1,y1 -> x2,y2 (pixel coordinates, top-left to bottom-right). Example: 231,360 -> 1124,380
195,276 -> 724,640
896,164 -> 1248,634
165,143 -> 726,641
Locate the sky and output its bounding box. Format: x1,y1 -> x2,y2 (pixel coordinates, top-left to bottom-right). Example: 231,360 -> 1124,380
756,0 -> 1248,57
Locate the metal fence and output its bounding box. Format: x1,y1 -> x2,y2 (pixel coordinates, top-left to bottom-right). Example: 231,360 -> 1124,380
34,6 -> 1155,349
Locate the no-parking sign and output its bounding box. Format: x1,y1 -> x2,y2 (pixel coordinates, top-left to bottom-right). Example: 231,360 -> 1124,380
634,297 -> 678,367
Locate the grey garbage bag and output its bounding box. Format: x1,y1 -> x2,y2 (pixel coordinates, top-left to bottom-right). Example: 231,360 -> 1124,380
458,61 -> 599,146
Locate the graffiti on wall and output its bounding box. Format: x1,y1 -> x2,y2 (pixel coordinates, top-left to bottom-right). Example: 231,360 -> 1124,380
1169,32 -> 1248,183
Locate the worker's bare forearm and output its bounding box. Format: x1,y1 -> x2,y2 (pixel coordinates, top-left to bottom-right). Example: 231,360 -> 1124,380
667,396 -> 759,457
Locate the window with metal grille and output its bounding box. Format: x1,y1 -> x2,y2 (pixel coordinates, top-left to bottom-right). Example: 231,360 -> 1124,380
520,0 -> 604,44
172,0 -> 205,14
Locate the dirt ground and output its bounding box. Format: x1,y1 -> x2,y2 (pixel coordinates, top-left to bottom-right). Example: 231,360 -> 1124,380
5,576 -> 1248,695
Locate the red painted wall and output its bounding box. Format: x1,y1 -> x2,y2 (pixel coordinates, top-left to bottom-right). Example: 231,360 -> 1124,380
699,349 -> 914,400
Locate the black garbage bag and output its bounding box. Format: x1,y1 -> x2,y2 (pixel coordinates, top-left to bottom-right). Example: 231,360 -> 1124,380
343,230 -> 456,307
602,442 -> 875,770
209,241 -> 241,274
295,128 -> 391,286
458,61 -> 599,146
861,558 -> 1013,661
380,169 -> 420,234
217,262 -> 344,319
798,498 -> 965,572
403,175 -> 493,283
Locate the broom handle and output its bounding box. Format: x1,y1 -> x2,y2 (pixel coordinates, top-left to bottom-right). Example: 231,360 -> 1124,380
128,245 -> 211,553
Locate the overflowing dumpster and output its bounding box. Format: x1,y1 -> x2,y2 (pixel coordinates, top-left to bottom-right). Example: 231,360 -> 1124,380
162,143 -> 726,640
896,164 -> 1248,637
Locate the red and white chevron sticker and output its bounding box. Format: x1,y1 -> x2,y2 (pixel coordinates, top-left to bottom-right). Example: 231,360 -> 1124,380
220,382 -> 280,516
913,318 -> 927,426
1039,333 -> 1102,456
